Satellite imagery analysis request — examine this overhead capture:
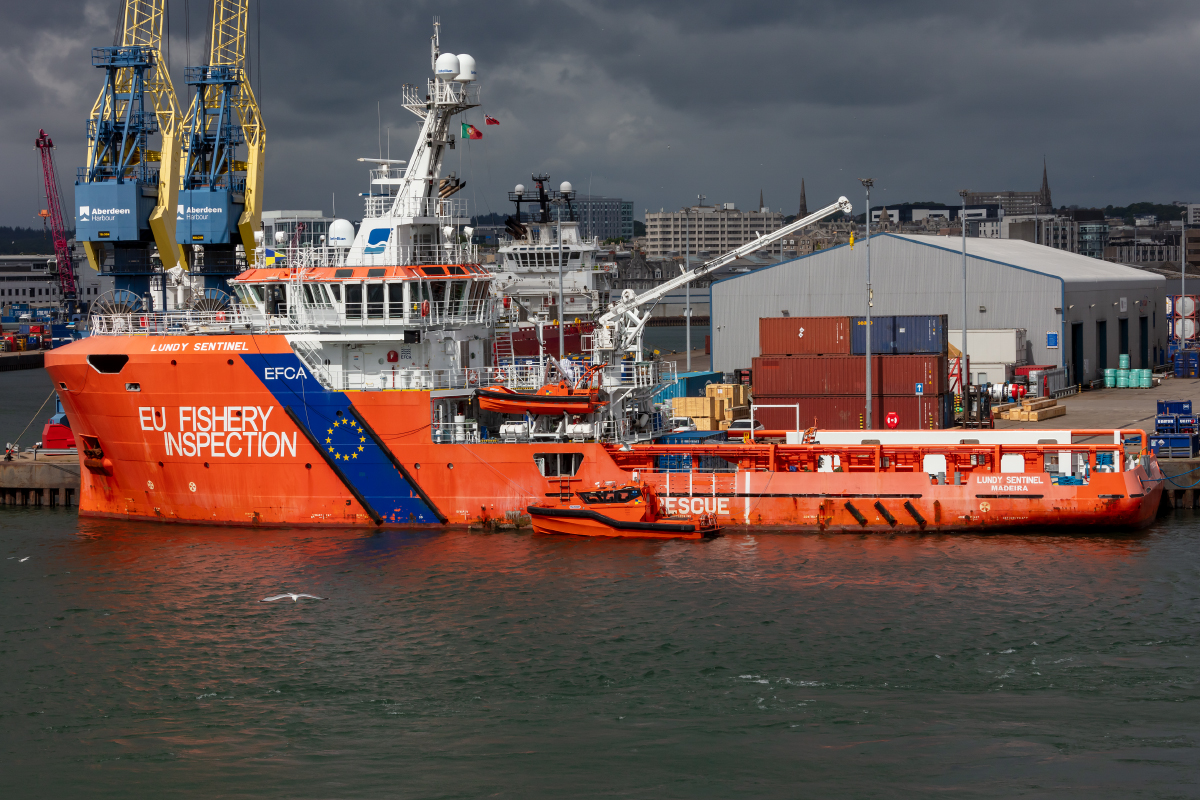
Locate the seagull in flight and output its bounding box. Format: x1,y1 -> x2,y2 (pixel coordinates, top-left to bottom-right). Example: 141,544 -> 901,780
261,593 -> 326,603
19,557 -> 29,562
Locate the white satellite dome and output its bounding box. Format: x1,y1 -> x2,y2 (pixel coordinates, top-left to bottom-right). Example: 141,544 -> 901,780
435,53 -> 460,80
328,219 -> 355,247
514,183 -> 525,195
273,231 -> 287,244
455,54 -> 476,82
559,181 -> 573,193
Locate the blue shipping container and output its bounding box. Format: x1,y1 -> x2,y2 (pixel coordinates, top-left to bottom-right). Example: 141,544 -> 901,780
1158,400 -> 1194,415
1150,433 -> 1199,459
652,371 -> 723,405
850,316 -> 897,355
893,315 -> 949,355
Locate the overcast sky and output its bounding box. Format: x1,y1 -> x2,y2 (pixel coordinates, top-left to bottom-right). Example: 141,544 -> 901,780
4,0 -> 1199,228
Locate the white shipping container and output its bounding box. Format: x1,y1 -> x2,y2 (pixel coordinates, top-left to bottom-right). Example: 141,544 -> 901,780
971,362 -> 1014,385
948,329 -> 1027,365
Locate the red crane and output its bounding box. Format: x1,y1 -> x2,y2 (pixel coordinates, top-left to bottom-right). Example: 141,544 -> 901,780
34,129 -> 77,303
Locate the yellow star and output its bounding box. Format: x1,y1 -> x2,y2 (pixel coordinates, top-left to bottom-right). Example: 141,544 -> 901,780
328,446 -> 335,453
325,437 -> 331,443
351,452 -> 358,459
350,420 -> 358,427
359,436 -> 366,443
358,445 -> 364,452
327,428 -> 333,434
335,453 -> 342,460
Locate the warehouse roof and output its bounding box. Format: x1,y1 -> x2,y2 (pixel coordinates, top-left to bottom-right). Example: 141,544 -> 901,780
712,233 -> 1165,291
884,234 -> 1162,286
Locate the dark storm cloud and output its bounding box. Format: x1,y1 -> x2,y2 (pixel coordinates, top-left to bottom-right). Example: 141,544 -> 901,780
4,0 -> 1199,227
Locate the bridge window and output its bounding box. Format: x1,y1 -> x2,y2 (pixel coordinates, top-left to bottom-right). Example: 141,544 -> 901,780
327,284 -> 341,302
534,452 -> 584,477
366,282 -> 384,319
367,268 -> 386,277
387,283 -> 404,318
345,284 -> 362,319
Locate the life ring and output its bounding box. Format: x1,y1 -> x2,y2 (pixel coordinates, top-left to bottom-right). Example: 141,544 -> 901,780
215,311 -> 226,323
466,369 -> 479,387
421,300 -> 430,317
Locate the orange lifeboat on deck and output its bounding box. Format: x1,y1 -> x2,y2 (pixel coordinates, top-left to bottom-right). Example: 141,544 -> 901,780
527,484 -> 719,540
477,380 -> 606,416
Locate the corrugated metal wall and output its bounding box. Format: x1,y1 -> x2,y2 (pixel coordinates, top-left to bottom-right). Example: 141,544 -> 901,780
711,234 -> 1166,383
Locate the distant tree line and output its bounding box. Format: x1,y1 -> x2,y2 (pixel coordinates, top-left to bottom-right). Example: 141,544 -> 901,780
0,226 -> 70,255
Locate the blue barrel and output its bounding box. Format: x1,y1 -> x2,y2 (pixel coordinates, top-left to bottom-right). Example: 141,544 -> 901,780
1118,353 -> 1131,369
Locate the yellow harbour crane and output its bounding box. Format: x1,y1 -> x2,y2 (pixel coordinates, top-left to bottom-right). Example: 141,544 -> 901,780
77,0 -> 186,283
177,0 -> 265,282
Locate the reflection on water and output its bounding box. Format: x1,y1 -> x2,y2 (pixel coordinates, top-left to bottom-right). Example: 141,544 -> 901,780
2,508 -> 1198,798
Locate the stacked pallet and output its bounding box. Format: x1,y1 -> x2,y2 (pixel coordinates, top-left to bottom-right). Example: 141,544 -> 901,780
998,396 -> 1066,421
671,384 -> 751,430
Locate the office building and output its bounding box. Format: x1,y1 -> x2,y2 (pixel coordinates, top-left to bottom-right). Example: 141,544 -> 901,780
645,204 -> 785,260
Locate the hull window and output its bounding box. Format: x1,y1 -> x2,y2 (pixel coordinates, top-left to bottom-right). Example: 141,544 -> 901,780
534,452 -> 584,477
87,354 -> 129,374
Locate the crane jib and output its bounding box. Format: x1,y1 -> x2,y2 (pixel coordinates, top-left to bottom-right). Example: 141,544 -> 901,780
598,196 -> 853,330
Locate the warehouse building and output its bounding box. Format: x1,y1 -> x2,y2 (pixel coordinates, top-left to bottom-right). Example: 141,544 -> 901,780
710,234 -> 1167,385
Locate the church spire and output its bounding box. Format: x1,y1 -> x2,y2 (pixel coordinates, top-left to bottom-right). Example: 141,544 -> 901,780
798,179 -> 808,218
1039,158 -> 1051,209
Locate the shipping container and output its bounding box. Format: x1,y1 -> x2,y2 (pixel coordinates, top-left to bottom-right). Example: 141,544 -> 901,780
947,328 -> 1028,364
893,315 -> 948,354
651,371 -> 723,404
1013,364 -> 1056,378
970,362 -> 1014,385
850,316 -> 897,355
1174,351 -> 1200,379
1158,400 -> 1194,415
753,394 -> 951,430
752,355 -> 947,396
759,316 -> 851,356
733,368 -> 753,386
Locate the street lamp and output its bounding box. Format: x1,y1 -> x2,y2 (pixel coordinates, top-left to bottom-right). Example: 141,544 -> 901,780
553,180 -> 575,363
860,178 -> 874,428
960,189 -> 969,389
685,193 -> 706,372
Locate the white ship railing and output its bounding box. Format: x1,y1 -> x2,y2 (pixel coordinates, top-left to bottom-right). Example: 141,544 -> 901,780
431,420 -> 481,444
257,240 -> 479,269
88,310 -> 314,336
342,363 -> 550,392
362,196 -> 469,220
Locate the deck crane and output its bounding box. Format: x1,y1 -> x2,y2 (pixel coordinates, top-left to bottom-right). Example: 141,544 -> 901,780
177,0 -> 265,289
593,195 -> 853,360
75,0 -> 186,295
34,130 -> 78,308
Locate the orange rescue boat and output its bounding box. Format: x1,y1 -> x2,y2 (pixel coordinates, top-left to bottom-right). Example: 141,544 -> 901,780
477,380 -> 606,416
528,483 -> 719,540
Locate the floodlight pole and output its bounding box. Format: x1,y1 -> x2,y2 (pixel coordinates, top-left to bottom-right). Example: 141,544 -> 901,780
960,189 -> 969,389
861,179 -> 873,428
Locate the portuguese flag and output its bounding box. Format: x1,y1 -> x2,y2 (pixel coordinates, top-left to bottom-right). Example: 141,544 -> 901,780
461,122 -> 482,140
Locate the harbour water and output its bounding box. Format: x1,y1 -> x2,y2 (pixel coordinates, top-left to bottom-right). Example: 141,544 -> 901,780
2,370 -> 1199,797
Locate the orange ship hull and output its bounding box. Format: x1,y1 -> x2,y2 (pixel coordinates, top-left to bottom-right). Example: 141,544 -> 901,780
46,335 -> 1163,532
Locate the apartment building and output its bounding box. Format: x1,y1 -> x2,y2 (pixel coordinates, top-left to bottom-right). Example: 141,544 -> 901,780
644,204 -> 785,260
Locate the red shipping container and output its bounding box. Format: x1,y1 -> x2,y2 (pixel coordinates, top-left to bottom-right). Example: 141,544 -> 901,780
753,394 -> 949,430
752,355 -> 947,395
759,316 -> 851,356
